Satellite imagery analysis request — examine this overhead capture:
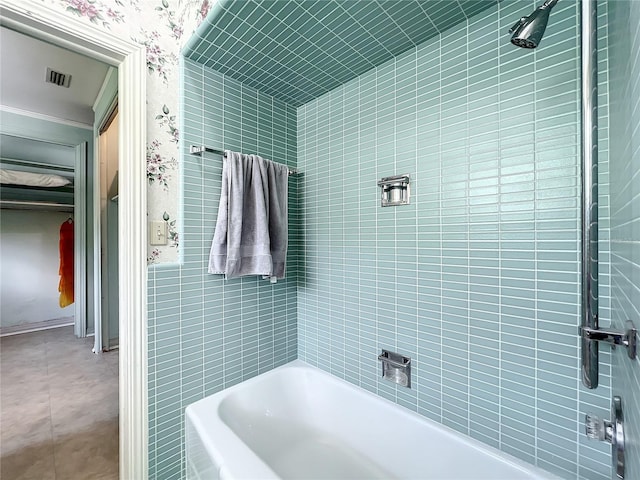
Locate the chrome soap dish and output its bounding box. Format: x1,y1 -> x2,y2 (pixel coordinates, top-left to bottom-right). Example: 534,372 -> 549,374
378,349 -> 411,388
377,174 -> 410,207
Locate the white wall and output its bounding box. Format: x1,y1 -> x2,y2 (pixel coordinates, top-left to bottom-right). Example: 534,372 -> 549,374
0,210 -> 74,327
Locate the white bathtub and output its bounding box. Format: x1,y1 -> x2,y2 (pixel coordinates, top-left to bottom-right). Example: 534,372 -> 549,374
185,360 -> 559,480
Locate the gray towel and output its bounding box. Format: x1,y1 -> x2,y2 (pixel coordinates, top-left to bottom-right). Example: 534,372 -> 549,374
208,150 -> 288,280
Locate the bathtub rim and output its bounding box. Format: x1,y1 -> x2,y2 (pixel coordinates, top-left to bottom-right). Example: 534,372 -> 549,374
185,359 -> 561,480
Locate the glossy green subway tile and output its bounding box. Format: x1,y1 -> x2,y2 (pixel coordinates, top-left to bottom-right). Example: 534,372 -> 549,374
296,2 -> 612,479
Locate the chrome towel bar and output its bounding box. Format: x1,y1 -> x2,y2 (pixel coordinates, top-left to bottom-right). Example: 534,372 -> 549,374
189,145 -> 299,176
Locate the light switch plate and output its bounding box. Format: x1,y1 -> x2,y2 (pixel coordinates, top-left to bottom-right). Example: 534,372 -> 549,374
149,220 -> 167,245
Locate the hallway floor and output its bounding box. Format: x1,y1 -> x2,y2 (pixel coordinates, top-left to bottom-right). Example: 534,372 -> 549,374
0,326 -> 118,479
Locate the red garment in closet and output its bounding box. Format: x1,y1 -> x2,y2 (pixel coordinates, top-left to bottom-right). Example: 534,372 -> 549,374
58,219 -> 74,307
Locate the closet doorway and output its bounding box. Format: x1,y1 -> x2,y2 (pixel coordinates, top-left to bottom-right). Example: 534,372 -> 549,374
0,136 -> 80,336
0,25 -> 120,479
2,1 -> 148,476
0,25 -> 110,339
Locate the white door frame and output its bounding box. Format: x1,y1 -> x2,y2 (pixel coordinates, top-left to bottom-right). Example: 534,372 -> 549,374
74,142 -> 88,338
93,74 -> 118,354
0,2 -> 148,478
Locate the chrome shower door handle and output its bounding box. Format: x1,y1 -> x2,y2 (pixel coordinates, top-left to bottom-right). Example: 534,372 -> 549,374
582,320 -> 638,359
585,396 -> 626,479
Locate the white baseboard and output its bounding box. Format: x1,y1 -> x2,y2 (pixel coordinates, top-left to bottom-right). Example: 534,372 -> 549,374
0,316 -> 74,337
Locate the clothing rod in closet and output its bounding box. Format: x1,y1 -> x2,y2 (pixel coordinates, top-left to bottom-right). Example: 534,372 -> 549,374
0,200 -> 74,212
189,145 -> 299,176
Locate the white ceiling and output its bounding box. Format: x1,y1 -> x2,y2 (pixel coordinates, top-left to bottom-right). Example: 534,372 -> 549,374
0,26 -> 110,125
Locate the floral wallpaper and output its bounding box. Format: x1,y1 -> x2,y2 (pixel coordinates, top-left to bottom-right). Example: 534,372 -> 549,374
46,0 -> 211,264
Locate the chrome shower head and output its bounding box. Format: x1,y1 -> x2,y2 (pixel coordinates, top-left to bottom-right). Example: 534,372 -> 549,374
509,0 -> 559,49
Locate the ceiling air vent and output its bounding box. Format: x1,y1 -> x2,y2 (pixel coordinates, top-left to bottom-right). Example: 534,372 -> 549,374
45,67 -> 72,88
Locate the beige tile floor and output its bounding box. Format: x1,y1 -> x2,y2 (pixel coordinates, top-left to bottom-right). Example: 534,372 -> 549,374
1,326 -> 119,480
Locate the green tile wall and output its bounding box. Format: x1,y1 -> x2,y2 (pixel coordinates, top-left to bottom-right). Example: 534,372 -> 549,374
146,58 -> 298,479
183,0 -> 498,106
297,1 -> 613,479
146,1 -> 625,478
607,1 -> 640,479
